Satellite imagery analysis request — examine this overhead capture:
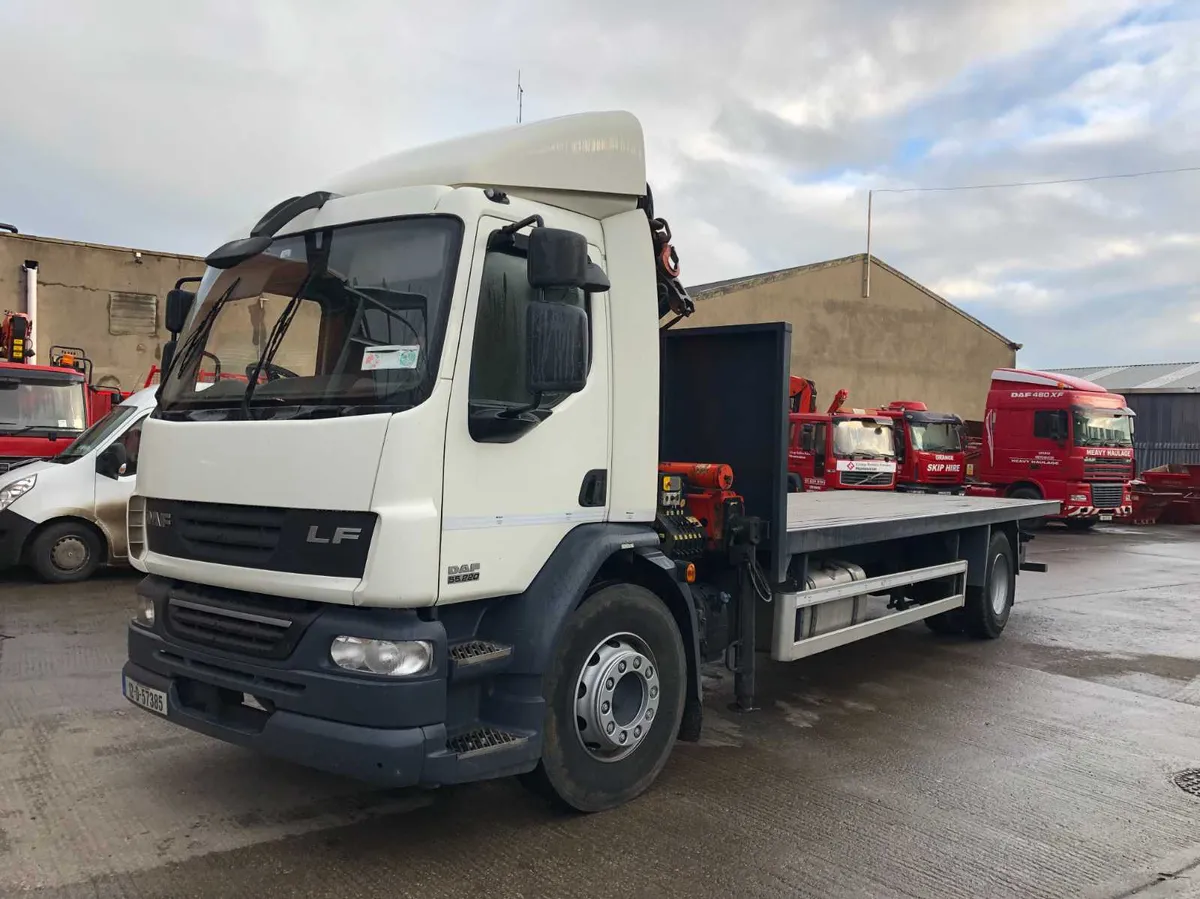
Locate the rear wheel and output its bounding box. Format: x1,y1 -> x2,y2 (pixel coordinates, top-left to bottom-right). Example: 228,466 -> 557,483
962,531 -> 1015,639
519,583 -> 686,812
28,521 -> 103,584
1064,517 -> 1098,531
1008,486 -> 1045,532
787,473 -> 803,493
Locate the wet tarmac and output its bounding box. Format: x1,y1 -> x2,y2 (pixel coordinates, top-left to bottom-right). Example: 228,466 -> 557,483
2,525 -> 1199,898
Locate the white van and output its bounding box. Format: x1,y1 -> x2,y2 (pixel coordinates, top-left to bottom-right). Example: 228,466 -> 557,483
0,386 -> 157,583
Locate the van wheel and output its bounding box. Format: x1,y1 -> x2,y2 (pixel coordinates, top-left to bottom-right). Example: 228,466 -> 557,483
28,521 -> 103,584
519,583 -> 686,812
962,531 -> 1015,639
1008,486 -> 1045,532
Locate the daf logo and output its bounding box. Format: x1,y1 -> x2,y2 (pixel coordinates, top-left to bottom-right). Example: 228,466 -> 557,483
306,525 -> 362,545
447,562 -> 480,584
147,510 -> 172,527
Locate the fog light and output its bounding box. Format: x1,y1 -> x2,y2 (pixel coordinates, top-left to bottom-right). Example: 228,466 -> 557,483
1069,494 -> 1088,502
330,636 -> 432,677
134,596 -> 155,628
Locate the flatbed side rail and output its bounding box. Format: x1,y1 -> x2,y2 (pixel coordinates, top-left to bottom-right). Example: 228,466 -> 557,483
771,560 -> 967,662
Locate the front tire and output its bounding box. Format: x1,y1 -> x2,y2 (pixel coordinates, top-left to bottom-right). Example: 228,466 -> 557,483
28,521 -> 103,583
962,531 -> 1015,639
520,583 -> 686,812
1064,517 -> 1098,532
1008,486 -> 1045,532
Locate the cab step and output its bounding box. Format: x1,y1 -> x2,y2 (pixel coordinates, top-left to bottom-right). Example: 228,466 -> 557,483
448,640 -> 513,681
448,726 -> 529,760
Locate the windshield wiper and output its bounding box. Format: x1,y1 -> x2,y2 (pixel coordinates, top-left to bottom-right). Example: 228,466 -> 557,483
0,424 -> 73,437
164,277 -> 241,396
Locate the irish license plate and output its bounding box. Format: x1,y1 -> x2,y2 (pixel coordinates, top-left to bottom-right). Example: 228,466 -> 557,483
123,675 -> 167,716
1100,514 -> 1113,522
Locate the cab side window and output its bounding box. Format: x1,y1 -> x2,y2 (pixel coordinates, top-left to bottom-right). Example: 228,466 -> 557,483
1033,410 -> 1067,439
468,239 -> 589,409
116,418 -> 145,477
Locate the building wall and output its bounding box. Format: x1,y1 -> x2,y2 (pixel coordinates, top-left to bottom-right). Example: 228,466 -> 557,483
1126,393 -> 1200,473
1,233 -> 204,392
681,257 -> 1016,420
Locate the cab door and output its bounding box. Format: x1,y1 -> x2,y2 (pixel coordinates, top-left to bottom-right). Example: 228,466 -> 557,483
439,215 -> 612,603
94,413 -> 148,560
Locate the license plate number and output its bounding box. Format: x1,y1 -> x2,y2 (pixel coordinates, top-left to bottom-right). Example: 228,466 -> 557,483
123,675 -> 167,716
1100,514 -> 1113,522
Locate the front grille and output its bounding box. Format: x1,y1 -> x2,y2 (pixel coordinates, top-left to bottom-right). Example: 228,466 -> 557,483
841,470 -> 892,487
924,471 -> 961,483
175,501 -> 285,568
163,583 -> 320,660
1085,462 -> 1132,480
1090,482 -> 1124,509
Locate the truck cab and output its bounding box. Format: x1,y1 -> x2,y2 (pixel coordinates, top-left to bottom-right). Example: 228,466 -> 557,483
788,410 -> 898,491
0,361 -> 90,475
965,368 -> 1134,528
876,401 -> 965,494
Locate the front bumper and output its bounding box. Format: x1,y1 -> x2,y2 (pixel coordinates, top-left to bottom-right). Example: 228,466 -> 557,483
1061,504 -> 1133,519
0,508 -> 35,569
122,576 -> 536,787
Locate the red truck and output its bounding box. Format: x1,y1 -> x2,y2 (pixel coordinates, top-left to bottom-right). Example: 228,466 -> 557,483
786,378 -> 898,491
965,368 -> 1134,529
874,401 -> 966,494
0,312 -> 123,475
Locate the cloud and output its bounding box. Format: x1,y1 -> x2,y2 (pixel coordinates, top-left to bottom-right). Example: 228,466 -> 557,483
0,0 -> 1196,367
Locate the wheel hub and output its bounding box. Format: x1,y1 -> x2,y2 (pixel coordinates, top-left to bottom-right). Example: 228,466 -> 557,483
575,633 -> 661,762
51,536 -> 89,572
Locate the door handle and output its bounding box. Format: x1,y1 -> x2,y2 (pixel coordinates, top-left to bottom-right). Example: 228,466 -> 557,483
579,469 -> 607,507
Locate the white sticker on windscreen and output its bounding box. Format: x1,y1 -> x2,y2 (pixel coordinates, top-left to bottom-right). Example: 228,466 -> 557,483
362,345 -> 420,371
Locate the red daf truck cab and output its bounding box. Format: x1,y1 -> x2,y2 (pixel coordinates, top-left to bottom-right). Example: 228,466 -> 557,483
876,401 -> 966,494
965,368 -> 1134,529
788,409 -> 898,492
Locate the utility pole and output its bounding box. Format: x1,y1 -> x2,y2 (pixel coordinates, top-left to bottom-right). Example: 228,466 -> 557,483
517,70 -> 524,124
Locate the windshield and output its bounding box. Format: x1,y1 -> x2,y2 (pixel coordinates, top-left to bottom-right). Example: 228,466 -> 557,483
833,419 -> 895,458
51,404 -> 140,463
159,216 -> 463,418
909,421 -> 962,452
0,374 -> 87,434
1073,409 -> 1134,447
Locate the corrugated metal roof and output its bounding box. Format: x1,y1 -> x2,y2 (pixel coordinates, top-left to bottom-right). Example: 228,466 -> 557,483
687,253 -> 1020,350
1051,362 -> 1200,392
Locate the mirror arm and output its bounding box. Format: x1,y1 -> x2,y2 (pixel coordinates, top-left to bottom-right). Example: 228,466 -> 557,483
498,391 -> 544,420
500,215 -> 544,236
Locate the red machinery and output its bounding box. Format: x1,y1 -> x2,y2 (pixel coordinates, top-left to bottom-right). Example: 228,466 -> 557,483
656,462 -> 748,555
1130,465 -> 1200,525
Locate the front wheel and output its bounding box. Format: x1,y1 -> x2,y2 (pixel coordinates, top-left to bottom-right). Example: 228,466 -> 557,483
520,583 -> 686,812
962,531 -> 1015,639
1008,486 -> 1045,533
1064,517 -> 1098,532
28,521 -> 103,583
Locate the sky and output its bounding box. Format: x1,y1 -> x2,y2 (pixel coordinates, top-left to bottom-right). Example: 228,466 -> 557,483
1,0 -> 1197,369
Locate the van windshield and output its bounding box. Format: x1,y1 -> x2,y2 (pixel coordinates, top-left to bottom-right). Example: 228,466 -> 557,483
51,404 -> 140,463
158,216 -> 463,420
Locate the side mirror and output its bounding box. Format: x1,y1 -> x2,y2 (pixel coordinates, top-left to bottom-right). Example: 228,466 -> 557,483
526,300 -> 588,395
527,228 -> 610,292
165,289 -> 195,335
96,443 -> 128,479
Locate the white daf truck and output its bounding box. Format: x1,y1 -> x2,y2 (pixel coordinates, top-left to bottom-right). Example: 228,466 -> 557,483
121,111 -> 1054,811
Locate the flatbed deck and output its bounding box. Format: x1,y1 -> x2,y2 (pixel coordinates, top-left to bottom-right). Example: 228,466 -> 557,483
785,491 -> 1059,555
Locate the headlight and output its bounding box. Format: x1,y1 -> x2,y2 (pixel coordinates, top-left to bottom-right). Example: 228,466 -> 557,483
0,475 -> 36,511
1069,493 -> 1088,502
133,595 -> 155,628
330,636 -> 433,677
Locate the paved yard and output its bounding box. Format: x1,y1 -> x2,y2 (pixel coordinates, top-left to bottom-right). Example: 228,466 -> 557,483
2,525 -> 1199,898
